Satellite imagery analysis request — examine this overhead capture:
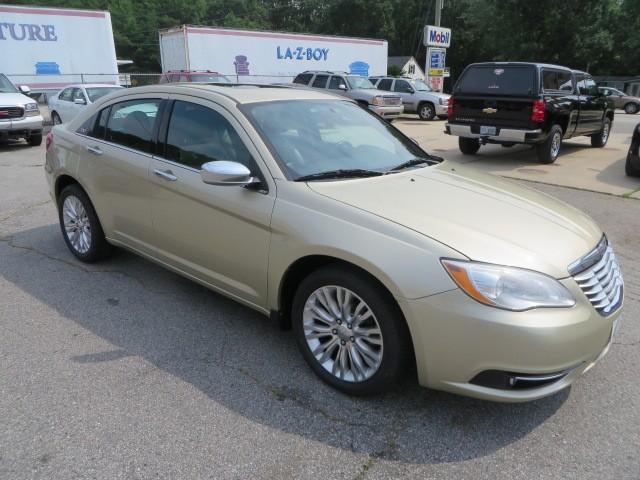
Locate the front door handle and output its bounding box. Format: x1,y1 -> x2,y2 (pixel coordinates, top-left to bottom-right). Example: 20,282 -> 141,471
85,145 -> 102,155
153,169 -> 178,182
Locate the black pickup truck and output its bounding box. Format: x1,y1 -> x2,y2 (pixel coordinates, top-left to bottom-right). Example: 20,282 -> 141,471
444,62 -> 615,163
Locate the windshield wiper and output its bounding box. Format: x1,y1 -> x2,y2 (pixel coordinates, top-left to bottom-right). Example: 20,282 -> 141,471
389,156 -> 442,172
295,169 -> 384,182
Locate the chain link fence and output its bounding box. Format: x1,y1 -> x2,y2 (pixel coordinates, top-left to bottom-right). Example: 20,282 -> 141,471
8,73 -> 295,127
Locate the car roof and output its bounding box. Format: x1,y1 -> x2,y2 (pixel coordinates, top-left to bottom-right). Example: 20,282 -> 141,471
112,83 -> 349,105
61,84 -> 124,89
467,61 -> 573,72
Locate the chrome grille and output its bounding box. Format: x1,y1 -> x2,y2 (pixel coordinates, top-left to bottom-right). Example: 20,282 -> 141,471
569,236 -> 623,316
0,106 -> 24,119
382,96 -> 402,106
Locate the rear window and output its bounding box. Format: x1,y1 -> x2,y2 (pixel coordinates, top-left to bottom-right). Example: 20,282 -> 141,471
455,65 -> 536,95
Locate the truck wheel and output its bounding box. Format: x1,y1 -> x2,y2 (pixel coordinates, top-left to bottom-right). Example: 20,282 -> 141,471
459,137 -> 480,155
591,118 -> 611,148
28,134 -> 43,147
625,156 -> 640,177
418,102 -> 435,121
536,125 -> 562,164
624,103 -> 638,115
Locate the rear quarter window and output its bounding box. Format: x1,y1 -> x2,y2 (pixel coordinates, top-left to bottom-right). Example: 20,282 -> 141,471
455,66 -> 536,95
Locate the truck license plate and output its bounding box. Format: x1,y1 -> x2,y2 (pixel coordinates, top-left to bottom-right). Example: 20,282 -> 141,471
480,126 -> 496,135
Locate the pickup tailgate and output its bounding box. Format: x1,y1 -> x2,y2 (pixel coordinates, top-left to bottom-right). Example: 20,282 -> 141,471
451,96 -> 537,129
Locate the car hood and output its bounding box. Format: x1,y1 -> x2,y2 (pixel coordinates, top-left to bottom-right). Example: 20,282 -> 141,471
0,92 -> 34,105
306,162 -> 601,278
354,88 -> 400,98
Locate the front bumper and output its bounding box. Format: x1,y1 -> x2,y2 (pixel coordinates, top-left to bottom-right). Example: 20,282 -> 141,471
369,104 -> 404,119
0,115 -> 44,139
397,278 -> 622,402
445,123 -> 542,143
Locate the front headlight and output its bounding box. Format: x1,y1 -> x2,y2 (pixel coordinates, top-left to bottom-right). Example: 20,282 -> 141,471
24,102 -> 40,116
441,259 -> 575,311
371,96 -> 384,106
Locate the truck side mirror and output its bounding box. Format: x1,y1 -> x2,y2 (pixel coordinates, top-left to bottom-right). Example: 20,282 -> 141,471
339,84 -> 347,90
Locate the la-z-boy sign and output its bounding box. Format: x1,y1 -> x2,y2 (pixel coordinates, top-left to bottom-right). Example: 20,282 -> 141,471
424,25 -> 451,48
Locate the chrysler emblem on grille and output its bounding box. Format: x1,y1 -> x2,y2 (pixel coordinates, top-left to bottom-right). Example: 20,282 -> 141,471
482,107 -> 497,114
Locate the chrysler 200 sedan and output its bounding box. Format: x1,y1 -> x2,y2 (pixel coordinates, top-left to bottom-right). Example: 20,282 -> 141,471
44,84 -> 624,402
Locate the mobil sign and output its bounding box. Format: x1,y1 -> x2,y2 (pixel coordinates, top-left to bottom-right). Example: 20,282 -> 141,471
424,25 -> 451,48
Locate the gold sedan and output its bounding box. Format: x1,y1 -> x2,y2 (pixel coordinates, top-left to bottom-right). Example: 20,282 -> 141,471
44,84 -> 624,401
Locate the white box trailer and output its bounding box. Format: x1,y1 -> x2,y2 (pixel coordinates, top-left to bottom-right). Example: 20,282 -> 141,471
0,4 -> 119,96
159,25 -> 388,83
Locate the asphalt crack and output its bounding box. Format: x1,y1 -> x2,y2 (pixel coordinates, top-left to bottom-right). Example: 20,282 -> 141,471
0,198 -> 52,223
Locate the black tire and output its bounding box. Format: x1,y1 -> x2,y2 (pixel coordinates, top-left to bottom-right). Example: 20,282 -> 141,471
624,103 -> 639,115
459,136 -> 480,155
27,133 -> 42,147
292,265 -> 411,396
591,118 -> 611,148
52,111 -> 62,125
57,184 -> 113,262
626,155 -> 640,177
418,102 -> 436,121
536,124 -> 563,164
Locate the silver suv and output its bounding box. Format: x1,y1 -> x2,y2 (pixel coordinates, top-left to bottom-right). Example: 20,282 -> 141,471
0,73 -> 44,146
292,71 -> 403,119
370,76 -> 450,121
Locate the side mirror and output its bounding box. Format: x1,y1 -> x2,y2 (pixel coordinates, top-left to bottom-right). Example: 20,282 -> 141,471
74,98 -> 87,105
407,87 -> 415,94
19,85 -> 31,94
339,84 -> 347,90
201,161 -> 260,186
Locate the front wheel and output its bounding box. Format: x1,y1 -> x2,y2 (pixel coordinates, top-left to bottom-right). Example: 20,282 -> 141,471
28,133 -> 42,146
459,136 -> 480,155
536,125 -> 562,164
418,102 -> 435,121
591,118 -> 611,148
624,103 -> 638,115
57,184 -> 113,262
292,266 -> 411,396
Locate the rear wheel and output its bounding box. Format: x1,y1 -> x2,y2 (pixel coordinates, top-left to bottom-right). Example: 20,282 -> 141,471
57,184 -> 113,262
459,136 -> 480,155
591,118 -> 611,148
624,103 -> 638,115
418,102 -> 436,121
292,266 -> 411,396
536,124 -> 562,164
626,156 -> 640,177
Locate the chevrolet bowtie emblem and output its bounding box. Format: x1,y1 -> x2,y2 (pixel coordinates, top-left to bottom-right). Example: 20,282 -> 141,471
483,107 -> 498,114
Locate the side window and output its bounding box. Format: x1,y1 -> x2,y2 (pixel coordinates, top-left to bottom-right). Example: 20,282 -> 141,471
158,75 -> 168,84
328,76 -> 345,90
105,99 -> 161,153
293,73 -> 313,85
178,75 -> 188,82
576,75 -> 597,96
59,88 -> 73,102
311,75 -> 329,88
393,80 -> 412,93
72,88 -> 86,103
164,101 -> 252,170
377,79 -> 393,91
542,70 -> 574,92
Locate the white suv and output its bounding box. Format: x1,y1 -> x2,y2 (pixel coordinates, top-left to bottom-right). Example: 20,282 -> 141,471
0,73 -> 44,146
293,71 -> 403,119
370,76 -> 450,121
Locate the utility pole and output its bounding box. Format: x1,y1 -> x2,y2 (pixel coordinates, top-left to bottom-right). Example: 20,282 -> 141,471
435,0 -> 443,27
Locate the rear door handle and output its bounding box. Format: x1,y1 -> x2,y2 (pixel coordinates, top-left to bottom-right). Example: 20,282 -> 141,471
153,169 -> 178,181
85,145 -> 102,155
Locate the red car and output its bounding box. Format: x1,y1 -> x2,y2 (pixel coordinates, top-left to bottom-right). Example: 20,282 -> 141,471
158,70 -> 231,84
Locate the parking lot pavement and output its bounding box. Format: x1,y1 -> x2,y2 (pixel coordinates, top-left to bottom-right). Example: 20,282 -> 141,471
395,113 -> 640,199
0,137 -> 638,479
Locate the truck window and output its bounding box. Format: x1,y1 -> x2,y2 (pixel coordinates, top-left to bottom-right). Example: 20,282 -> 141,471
311,75 -> 329,88
455,65 -> 536,95
328,76 -> 345,90
393,80 -> 412,93
293,73 -> 313,85
376,79 -> 393,91
542,69 -> 574,93
576,75 -> 598,96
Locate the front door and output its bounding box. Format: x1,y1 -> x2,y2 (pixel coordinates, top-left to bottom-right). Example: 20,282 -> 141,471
148,97 -> 275,309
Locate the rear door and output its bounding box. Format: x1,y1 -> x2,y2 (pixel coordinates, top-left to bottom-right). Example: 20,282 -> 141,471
393,79 -> 417,110
574,73 -> 604,134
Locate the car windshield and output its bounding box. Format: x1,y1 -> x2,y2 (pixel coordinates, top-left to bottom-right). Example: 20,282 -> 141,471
190,74 -> 231,83
345,76 -> 376,90
244,99 -> 432,180
85,87 -> 123,103
410,79 -> 434,92
0,74 -> 18,93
